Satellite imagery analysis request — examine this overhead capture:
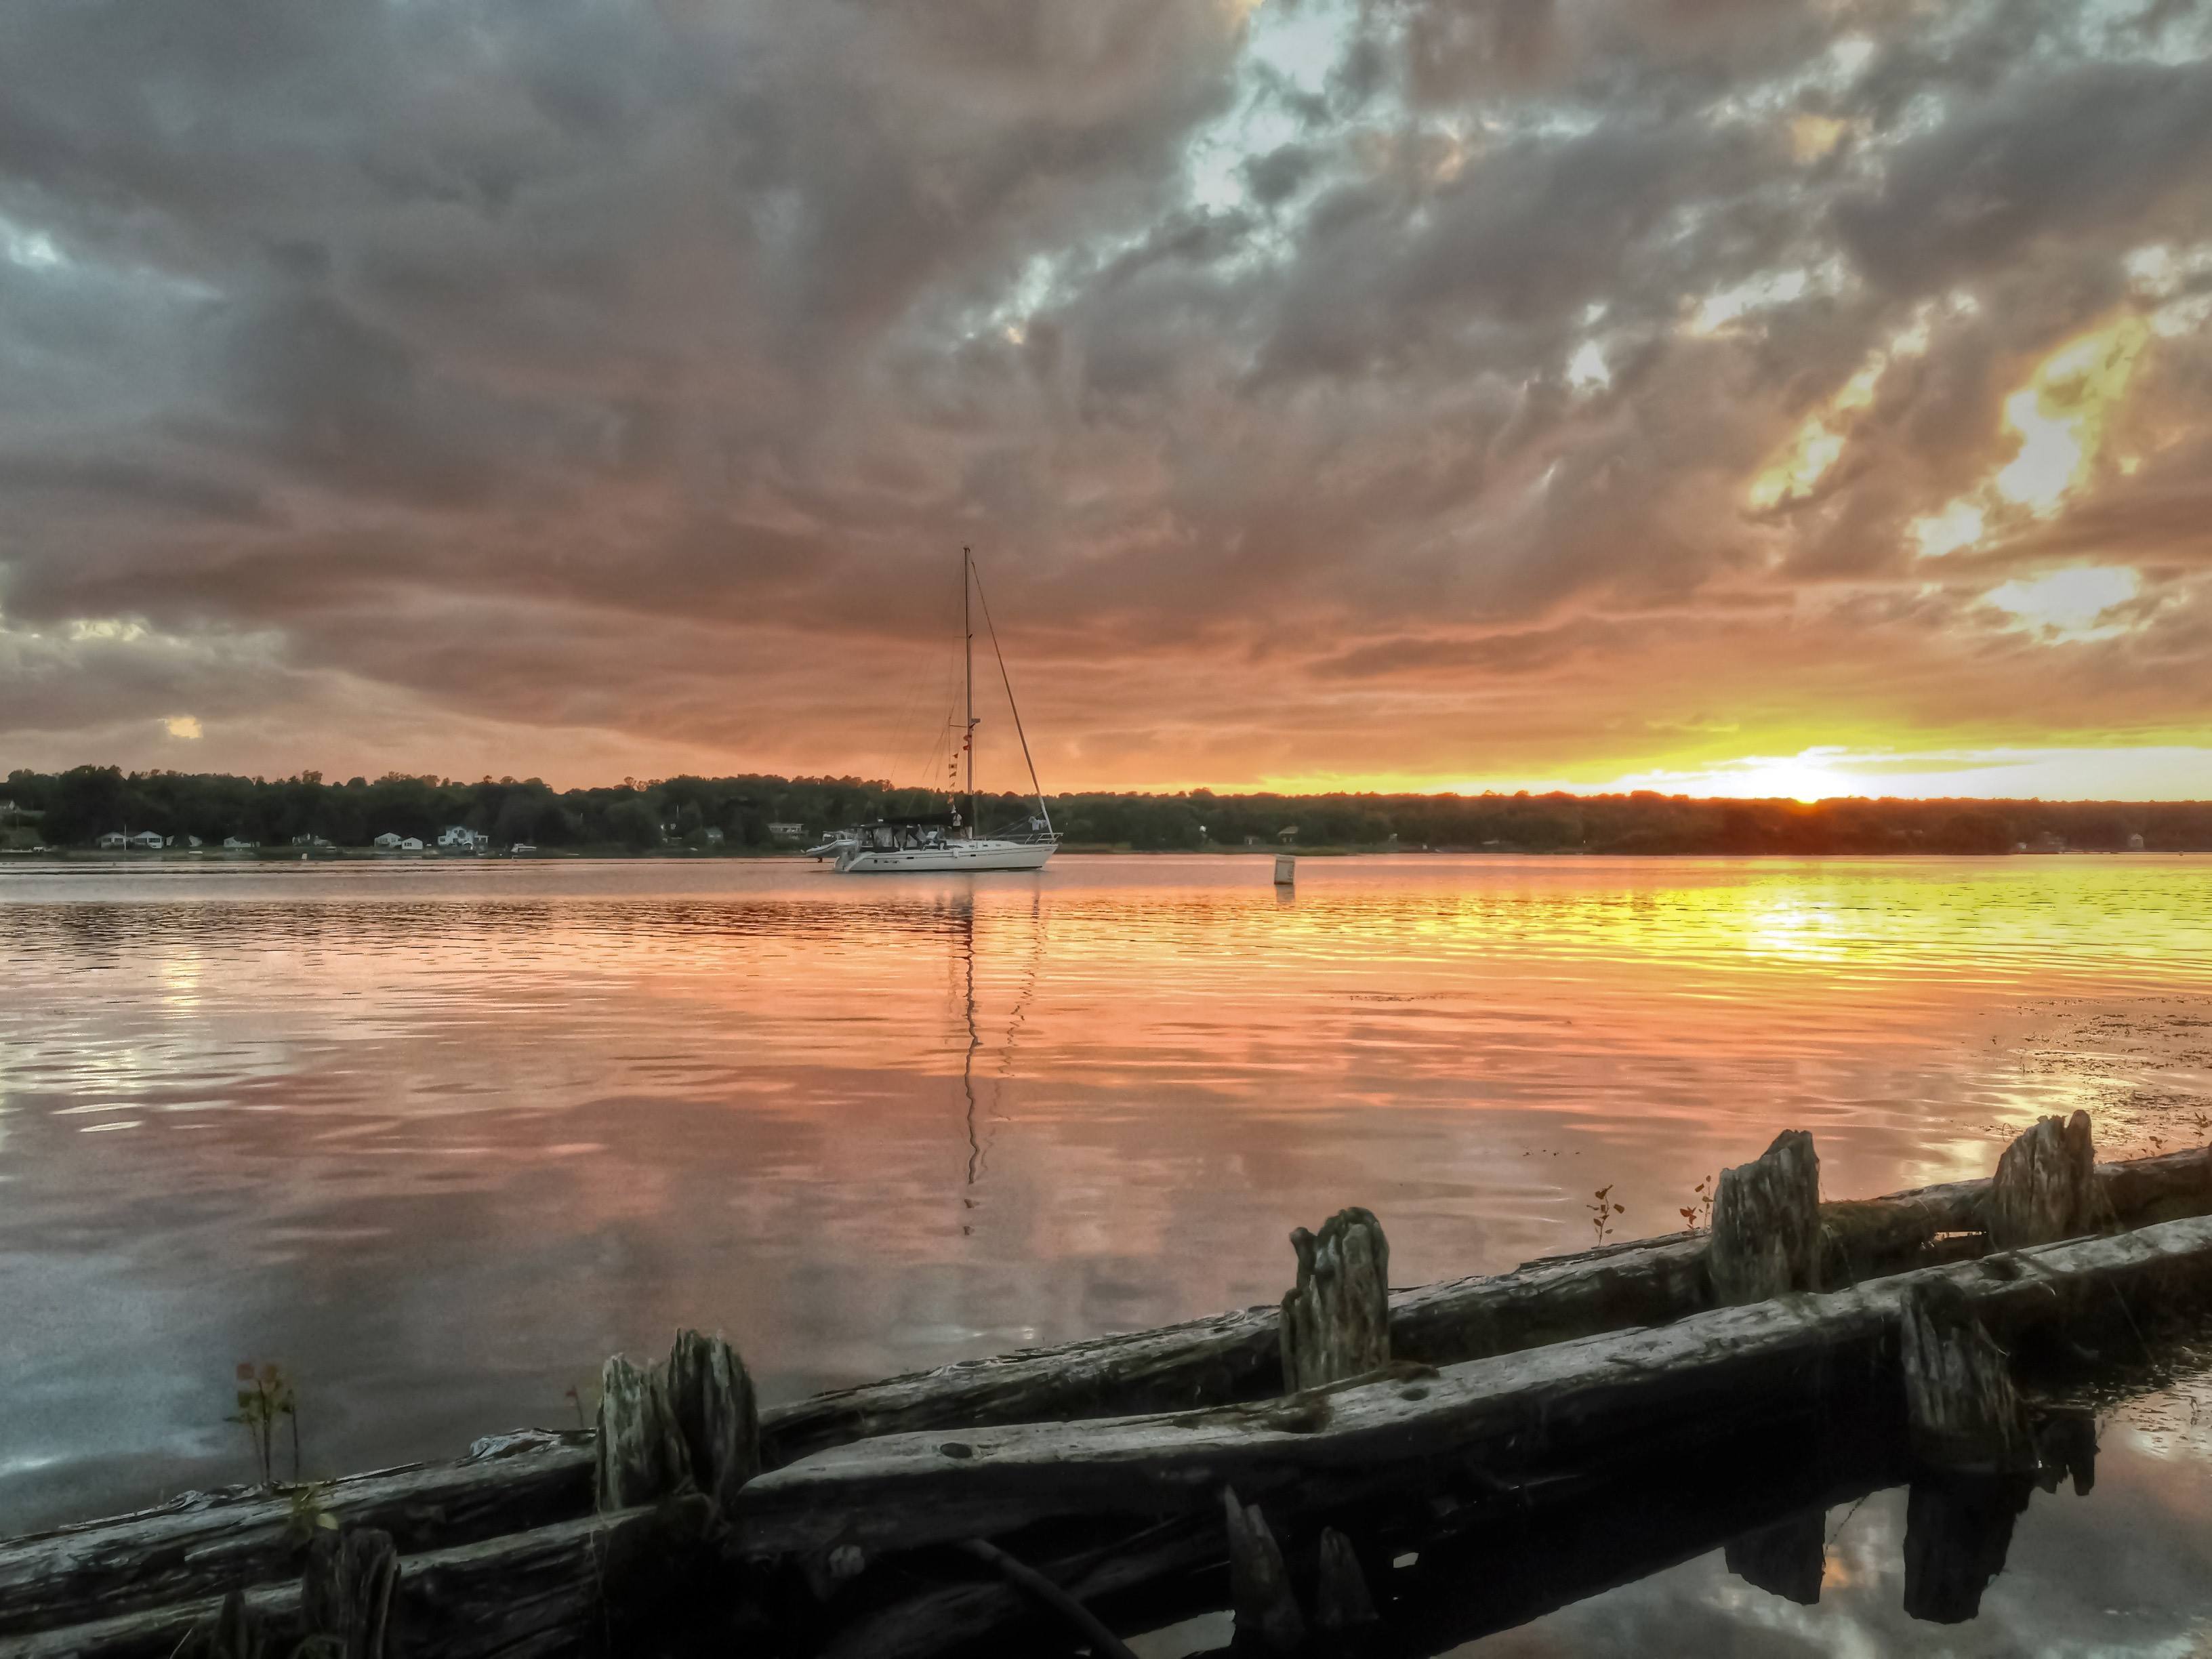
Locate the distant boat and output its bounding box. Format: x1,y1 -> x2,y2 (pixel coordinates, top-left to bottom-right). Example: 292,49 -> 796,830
832,547 -> 1058,876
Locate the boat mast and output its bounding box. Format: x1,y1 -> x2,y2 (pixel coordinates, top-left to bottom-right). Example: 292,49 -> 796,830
963,545 -> 976,838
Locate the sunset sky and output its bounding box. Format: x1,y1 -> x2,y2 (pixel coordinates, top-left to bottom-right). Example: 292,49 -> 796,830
3,0 -> 2210,798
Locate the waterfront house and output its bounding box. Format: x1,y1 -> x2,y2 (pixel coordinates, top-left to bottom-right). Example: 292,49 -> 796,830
373,832 -> 403,850
400,836 -> 424,851
768,822 -> 804,841
223,836 -> 256,851
96,831 -> 128,849
702,827 -> 726,844
1278,826 -> 1298,844
436,825 -> 483,851
2129,833 -> 2147,851
129,831 -> 163,851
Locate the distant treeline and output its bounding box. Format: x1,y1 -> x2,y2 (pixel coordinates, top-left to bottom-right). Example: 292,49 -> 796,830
6,764 -> 2211,855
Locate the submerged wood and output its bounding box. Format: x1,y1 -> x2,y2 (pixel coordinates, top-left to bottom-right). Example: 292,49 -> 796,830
731,1216 -> 2212,1558
1313,1526 -> 1378,1631
1988,1111 -> 2096,1249
1282,1208 -> 1392,1391
1225,1488 -> 1305,1653
955,1538 -> 1141,1659
11,1143 -> 2211,1644
1709,1130 -> 1822,1304
1900,1279 -> 2036,1474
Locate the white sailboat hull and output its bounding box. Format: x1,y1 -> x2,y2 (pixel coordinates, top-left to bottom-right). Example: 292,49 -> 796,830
836,839 -> 1054,874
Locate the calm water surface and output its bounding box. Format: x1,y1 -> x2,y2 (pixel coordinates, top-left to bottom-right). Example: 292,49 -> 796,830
4,853 -> 2211,1653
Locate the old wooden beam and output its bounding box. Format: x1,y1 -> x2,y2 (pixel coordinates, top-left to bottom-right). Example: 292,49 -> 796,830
0,1431 -> 590,1641
665,1330 -> 760,1515
1282,1208 -> 1391,1391
730,1216 -> 2212,1559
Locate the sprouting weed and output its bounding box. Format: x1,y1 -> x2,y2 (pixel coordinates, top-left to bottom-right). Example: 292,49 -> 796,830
1589,1185 -> 1624,1246
565,1378 -> 602,1431
228,1361 -> 299,1488
1678,1174 -> 1716,1233
285,1480 -> 341,1544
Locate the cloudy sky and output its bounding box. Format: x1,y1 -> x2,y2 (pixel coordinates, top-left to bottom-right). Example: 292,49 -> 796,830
3,0 -> 2211,798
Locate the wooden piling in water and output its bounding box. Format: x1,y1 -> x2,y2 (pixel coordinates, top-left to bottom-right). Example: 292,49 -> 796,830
1988,1110 -> 2097,1248
1282,1208 -> 1391,1391
1709,1128 -> 1822,1304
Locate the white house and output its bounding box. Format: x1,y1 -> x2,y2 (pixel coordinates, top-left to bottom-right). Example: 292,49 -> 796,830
702,826 -> 726,844
97,831 -> 129,848
373,832 -> 403,849
129,830 -> 163,851
436,825 -> 483,850
184,835 -> 203,849
399,836 -> 424,851
223,836 -> 256,851
767,822 -> 804,841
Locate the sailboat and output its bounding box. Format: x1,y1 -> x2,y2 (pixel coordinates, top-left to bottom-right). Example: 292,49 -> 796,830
831,548 -> 1059,874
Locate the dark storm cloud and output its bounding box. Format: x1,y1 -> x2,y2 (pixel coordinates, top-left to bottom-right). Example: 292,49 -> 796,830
2,0 -> 2211,787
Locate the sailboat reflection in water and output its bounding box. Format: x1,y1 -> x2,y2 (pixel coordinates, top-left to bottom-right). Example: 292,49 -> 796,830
832,546 -> 1059,874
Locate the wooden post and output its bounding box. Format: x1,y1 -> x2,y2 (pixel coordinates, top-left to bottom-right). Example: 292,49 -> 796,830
1282,1207 -> 1391,1391
1274,854 -> 1294,886
665,1329 -> 761,1515
1709,1130 -> 1821,1304
595,1353 -> 689,1512
1722,1509 -> 1824,1605
300,1528 -> 396,1659
1898,1279 -> 2036,1475
1313,1525 -> 1378,1631
1986,1111 -> 2095,1249
1223,1488 -> 1305,1653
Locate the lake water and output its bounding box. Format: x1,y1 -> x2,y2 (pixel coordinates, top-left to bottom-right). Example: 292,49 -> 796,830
3,853 -> 2211,1652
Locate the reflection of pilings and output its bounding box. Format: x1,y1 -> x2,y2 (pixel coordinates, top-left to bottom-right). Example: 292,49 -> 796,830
1901,1474 -> 2034,1625
1723,1509 -> 1826,1605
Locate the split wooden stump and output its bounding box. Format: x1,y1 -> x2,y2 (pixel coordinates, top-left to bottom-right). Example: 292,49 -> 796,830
1282,1207 -> 1391,1391
1988,1110 -> 2097,1248
1711,1129 -> 1822,1304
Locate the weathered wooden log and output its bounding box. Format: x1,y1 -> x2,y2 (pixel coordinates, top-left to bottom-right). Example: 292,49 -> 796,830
179,1591 -> 265,1659
1312,1526 -> 1378,1631
1899,1279 -> 2035,1474
731,1215 -> 2212,1559
594,1353 -> 687,1512
1224,1488 -> 1304,1653
1722,1509 -> 1823,1605
1988,1111 -> 2096,1248
0,1431 -> 591,1641
665,1329 -> 761,1515
1709,1130 -> 1821,1303
13,1143 -> 2212,1644
1282,1208 -> 1391,1392
300,1527 -> 396,1659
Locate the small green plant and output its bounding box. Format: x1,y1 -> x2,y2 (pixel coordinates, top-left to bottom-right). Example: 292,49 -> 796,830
1589,1185 -> 1624,1246
228,1361 -> 299,1488
285,1479 -> 340,1543
1679,1174 -> 1716,1233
